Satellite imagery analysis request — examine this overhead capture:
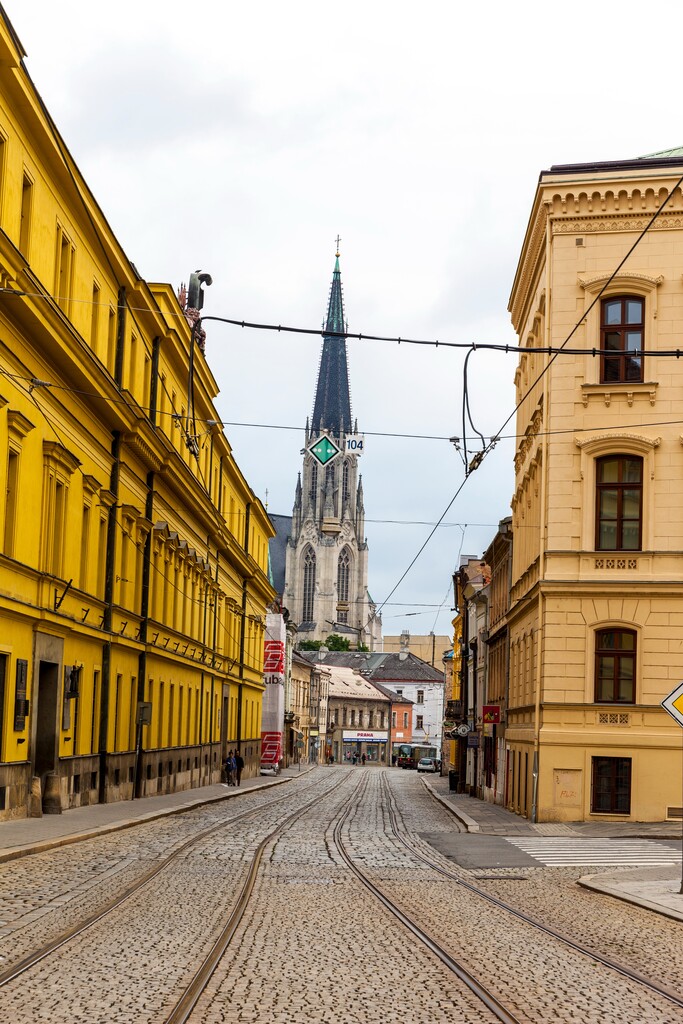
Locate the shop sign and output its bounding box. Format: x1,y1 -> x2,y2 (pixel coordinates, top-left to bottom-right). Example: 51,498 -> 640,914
482,704 -> 500,724
342,730 -> 388,742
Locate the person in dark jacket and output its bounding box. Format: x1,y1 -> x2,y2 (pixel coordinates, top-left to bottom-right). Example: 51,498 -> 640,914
235,751 -> 245,786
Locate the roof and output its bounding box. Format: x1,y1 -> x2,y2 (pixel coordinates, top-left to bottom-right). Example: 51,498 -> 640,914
542,148 -> 683,180
300,649 -> 444,683
325,665 -> 390,702
310,253 -> 352,436
267,514 -> 291,597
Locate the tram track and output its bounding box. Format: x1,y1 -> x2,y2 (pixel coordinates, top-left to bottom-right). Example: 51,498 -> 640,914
0,770 -> 336,992
379,771 -> 683,1013
332,774 -> 523,1024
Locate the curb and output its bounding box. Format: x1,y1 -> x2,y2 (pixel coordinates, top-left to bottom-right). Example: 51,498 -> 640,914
578,873 -> 683,923
0,772 -> 300,864
421,777 -> 480,833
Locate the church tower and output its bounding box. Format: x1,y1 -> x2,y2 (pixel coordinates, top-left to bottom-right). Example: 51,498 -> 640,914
283,248 -> 381,649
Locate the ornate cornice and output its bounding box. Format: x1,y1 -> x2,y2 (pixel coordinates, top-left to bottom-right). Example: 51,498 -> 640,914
122,431 -> 162,472
578,272 -> 663,293
575,432 -> 661,450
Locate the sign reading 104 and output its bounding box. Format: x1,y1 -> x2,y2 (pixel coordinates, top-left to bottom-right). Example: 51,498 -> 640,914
344,435 -> 364,454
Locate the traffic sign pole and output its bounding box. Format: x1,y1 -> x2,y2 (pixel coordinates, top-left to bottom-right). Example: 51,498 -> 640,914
661,682 -> 683,894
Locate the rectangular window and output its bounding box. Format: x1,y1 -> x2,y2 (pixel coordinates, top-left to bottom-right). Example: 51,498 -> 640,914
4,448 -> 18,556
91,670 -> 100,753
90,282 -> 100,352
392,711 -> 396,728
80,503 -> 91,591
416,689 -> 424,704
20,173 -> 33,257
591,756 -> 631,814
403,712 -> 408,728
601,297 -> 643,383
395,689 -> 403,698
595,629 -> 636,703
52,480 -> 66,575
350,709 -> 355,726
416,715 -> 424,730
14,658 -> 28,731
55,224 -> 75,312
596,455 -> 642,551
107,307 -> 116,373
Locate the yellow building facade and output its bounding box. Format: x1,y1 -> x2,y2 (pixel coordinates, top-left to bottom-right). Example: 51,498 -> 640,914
508,150 -> 683,822
0,14 -> 274,819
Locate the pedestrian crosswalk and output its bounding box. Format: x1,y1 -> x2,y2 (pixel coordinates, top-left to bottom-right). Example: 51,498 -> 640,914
505,837 -> 680,867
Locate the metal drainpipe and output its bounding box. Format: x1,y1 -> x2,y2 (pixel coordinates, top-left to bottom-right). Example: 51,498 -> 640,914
99,430 -> 121,804
531,213 -> 552,824
133,470 -> 154,799
237,502 -> 252,754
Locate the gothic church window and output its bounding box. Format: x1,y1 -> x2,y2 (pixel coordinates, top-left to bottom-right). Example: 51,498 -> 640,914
302,546 -> 316,621
337,548 -> 350,623
309,463 -> 317,505
342,460 -> 350,504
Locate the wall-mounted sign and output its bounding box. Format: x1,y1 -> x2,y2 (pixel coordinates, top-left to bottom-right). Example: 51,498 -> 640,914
482,705 -> 501,724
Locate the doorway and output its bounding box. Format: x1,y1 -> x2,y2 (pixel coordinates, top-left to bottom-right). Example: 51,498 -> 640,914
35,660 -> 59,779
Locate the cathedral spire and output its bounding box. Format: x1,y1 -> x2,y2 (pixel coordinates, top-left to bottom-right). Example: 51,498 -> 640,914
310,245 -> 352,437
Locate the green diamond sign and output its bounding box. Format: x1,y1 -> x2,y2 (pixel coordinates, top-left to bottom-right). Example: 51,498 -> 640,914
309,434 -> 341,466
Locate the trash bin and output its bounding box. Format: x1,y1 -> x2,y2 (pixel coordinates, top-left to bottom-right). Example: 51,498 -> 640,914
448,769 -> 459,792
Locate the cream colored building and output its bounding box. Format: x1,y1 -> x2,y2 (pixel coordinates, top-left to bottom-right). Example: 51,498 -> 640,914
508,148 -> 683,823
381,633 -> 451,667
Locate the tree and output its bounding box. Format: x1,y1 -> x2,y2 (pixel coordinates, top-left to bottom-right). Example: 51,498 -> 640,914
324,634 -> 350,651
298,639 -> 323,651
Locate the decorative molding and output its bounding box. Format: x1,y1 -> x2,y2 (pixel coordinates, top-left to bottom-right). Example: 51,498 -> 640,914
578,272 -> 663,293
576,432 -> 661,451
42,440 -> 80,475
580,382 -> 658,408
8,409 -> 35,439
122,431 -> 162,472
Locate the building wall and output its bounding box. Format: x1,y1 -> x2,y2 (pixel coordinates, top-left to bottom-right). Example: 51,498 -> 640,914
508,156 -> 683,821
0,17 -> 274,819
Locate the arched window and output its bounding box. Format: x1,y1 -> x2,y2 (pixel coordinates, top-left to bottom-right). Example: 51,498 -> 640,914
302,547 -> 316,621
342,460 -> 350,504
596,455 -> 642,550
337,548 -> 350,624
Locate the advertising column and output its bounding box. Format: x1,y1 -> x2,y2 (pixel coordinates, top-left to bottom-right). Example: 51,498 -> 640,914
261,613 -> 285,768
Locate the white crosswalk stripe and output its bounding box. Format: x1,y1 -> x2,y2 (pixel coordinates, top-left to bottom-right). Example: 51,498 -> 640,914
505,837 -> 680,867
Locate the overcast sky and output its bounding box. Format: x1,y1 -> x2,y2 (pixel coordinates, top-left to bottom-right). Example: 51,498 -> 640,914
10,1 -> 683,642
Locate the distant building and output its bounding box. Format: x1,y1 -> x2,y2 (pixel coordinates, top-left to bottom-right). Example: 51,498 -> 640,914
270,250 -> 381,650
382,632 -> 451,668
301,650 -> 445,757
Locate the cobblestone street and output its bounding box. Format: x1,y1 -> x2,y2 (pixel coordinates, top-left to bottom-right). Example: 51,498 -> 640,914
0,767 -> 681,1023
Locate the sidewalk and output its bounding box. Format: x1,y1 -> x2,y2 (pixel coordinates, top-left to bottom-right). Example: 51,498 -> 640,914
423,774 -> 683,923
0,764 -> 313,864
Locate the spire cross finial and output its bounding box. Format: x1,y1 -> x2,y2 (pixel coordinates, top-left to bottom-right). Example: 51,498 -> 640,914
335,234 -> 341,256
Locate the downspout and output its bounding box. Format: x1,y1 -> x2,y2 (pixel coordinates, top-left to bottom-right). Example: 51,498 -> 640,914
134,470 -> 154,799
114,286 -> 127,388
99,429 -> 121,803
531,209 -> 552,824
237,502 -> 252,750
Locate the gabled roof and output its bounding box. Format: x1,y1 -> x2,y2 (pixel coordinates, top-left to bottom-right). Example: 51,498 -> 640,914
325,665 -> 390,702
300,649 -> 444,682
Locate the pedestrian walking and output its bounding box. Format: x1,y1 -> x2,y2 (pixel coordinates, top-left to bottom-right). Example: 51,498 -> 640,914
235,750 -> 244,786
225,750 -> 236,786
361,752 -> 366,766
352,753 -> 357,766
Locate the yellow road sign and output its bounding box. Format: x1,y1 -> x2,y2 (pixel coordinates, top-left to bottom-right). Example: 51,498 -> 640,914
661,681 -> 683,727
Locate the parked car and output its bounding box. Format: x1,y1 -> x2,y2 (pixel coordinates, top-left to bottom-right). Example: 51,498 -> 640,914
416,757 -> 438,773
259,764 -> 280,776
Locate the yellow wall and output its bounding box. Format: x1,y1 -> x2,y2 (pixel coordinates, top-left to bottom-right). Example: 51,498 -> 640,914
0,14 -> 274,817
